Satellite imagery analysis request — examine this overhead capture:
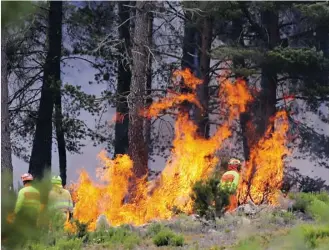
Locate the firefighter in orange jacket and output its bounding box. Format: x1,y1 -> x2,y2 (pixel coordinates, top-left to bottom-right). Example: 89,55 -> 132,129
219,158 -> 242,212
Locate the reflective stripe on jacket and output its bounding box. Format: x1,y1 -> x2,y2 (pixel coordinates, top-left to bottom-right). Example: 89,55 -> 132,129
14,186 -> 41,214
220,170 -> 240,193
48,185 -> 73,213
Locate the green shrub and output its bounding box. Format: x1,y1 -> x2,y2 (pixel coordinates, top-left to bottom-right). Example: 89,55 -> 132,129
292,192 -> 329,222
292,192 -> 315,213
300,224 -> 329,248
191,177 -> 230,220
152,228 -> 184,247
269,210 -> 296,224
315,192 -> 329,205
146,222 -> 164,237
307,199 -> 329,222
88,225 -> 140,250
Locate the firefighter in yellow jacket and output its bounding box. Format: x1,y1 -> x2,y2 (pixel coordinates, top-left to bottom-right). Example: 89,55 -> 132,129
14,173 -> 41,226
8,173 -> 41,245
48,176 -> 73,222
219,158 -> 242,212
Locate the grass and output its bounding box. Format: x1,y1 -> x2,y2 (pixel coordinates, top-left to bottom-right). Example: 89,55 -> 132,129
235,192 -> 329,250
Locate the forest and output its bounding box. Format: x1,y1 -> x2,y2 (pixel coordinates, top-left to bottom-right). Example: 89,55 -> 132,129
2,1 -> 329,250
2,1 -> 329,190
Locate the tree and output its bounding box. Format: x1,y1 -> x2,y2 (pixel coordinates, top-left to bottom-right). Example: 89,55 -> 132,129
114,1 -> 132,156
1,1 -> 35,190
195,15 -> 213,138
128,1 -> 154,179
29,1 -> 63,179
1,32 -> 13,191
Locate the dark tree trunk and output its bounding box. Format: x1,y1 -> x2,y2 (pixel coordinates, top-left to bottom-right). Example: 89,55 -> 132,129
180,12 -> 201,116
114,1 -> 132,156
144,11 -> 153,157
195,17 -> 213,138
128,1 -> 153,179
258,9 -> 280,136
1,33 -> 13,191
29,1 -> 62,179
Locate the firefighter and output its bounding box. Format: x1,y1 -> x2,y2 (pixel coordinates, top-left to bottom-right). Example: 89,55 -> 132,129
11,173 -> 41,244
219,158 -> 242,212
48,176 -> 73,223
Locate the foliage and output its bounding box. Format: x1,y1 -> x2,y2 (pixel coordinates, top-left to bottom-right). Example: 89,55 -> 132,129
1,1 -> 35,27
88,226 -> 141,250
282,167 -> 329,194
152,227 -> 184,247
146,222 -> 165,237
191,176 -> 230,220
291,192 -> 329,219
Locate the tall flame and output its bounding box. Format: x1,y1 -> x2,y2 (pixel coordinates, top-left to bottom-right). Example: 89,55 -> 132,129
238,110 -> 289,205
67,70 -> 254,231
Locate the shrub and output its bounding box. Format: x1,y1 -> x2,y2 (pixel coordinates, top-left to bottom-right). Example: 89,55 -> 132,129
307,199 -> 329,222
191,177 -> 230,220
88,225 -> 140,250
146,223 -> 164,237
152,228 -> 184,247
292,192 -> 315,213
300,224 -> 329,248
269,210 -> 296,225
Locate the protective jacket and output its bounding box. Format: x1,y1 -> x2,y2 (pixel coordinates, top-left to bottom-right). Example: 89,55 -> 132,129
48,184 -> 73,214
14,185 -> 41,214
220,170 -> 240,194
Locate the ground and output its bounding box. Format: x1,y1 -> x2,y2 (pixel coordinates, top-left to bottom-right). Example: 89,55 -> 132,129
83,206 -> 315,250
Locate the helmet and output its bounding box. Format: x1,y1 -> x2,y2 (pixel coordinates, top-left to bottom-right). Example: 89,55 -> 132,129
21,173 -> 33,182
228,158 -> 241,165
51,176 -> 62,185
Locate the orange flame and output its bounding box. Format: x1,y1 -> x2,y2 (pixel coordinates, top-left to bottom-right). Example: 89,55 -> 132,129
172,68 -> 203,90
238,110 -> 290,205
68,70 -> 253,231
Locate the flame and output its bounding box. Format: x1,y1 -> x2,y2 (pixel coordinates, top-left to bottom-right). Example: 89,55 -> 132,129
238,110 -> 290,205
143,93 -> 202,118
172,68 -> 203,90
67,70 -> 253,231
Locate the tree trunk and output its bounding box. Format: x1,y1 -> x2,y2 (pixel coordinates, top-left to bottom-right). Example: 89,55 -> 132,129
1,32 -> 13,191
180,12 -> 201,116
128,1 -> 153,179
195,17 -> 213,138
144,11 -> 153,157
258,9 -> 280,136
231,16 -> 254,161
29,1 -> 62,179
52,2 -> 65,187
114,1 -> 132,156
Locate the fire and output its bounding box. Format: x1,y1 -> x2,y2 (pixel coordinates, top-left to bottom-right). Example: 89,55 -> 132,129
67,70 -> 254,231
238,110 -> 290,205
